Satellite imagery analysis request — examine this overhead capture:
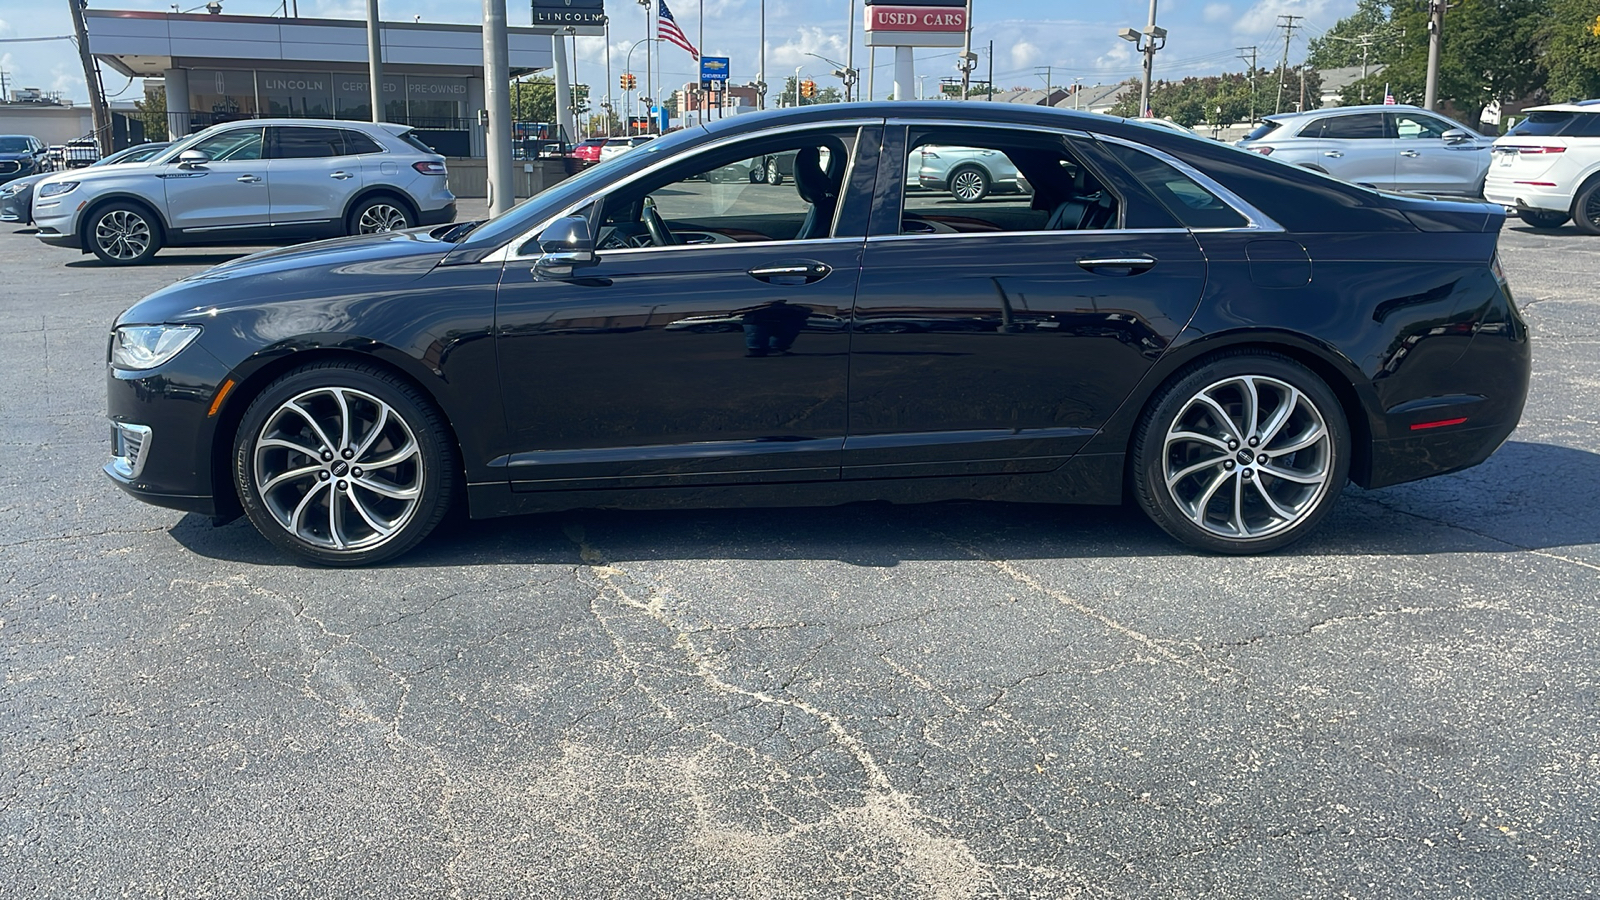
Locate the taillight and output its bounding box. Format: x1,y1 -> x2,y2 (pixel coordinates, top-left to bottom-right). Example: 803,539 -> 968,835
1511,146 -> 1565,154
412,161 -> 447,175
1251,146 -> 1273,155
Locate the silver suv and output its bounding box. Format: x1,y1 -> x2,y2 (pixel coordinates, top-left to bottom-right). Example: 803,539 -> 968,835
916,145 -> 1027,202
1236,104 -> 1493,196
32,119 -> 455,265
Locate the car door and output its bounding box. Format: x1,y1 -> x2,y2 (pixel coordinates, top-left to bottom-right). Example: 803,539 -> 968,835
160,125 -> 270,232
845,124 -> 1209,478
492,124 -> 880,490
265,125 -> 366,228
1304,112 -> 1396,188
1391,111 -> 1487,194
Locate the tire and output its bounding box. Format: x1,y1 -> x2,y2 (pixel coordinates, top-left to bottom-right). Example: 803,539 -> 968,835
1519,209 -> 1569,229
1131,352 -> 1350,555
766,158 -> 783,186
233,362 -> 457,566
948,166 -> 990,203
348,195 -> 414,235
1571,180 -> 1600,235
748,166 -> 764,184
85,202 -> 162,265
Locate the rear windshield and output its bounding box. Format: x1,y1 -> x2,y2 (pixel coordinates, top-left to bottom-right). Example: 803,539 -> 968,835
1243,121 -> 1282,142
399,131 -> 437,154
1509,111 -> 1577,137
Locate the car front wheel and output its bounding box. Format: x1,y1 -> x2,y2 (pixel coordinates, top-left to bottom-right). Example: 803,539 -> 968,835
949,166 -> 990,203
86,203 -> 162,265
766,158 -> 783,185
1132,353 -> 1350,554
234,363 -> 457,566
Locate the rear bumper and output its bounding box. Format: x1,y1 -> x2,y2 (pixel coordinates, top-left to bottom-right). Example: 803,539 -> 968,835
418,202 -> 456,226
1483,179 -> 1569,215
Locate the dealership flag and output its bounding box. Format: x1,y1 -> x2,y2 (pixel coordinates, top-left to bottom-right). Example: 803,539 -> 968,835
1383,84 -> 1396,105
658,0 -> 699,61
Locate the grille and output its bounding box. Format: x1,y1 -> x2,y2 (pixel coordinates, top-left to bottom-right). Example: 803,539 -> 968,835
0,161 -> 20,175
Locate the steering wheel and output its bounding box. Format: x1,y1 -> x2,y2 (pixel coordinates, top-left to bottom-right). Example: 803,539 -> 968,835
642,202 -> 676,247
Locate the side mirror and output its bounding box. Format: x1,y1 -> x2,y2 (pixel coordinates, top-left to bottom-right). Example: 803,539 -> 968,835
1440,128 -> 1471,145
533,214 -> 599,279
176,149 -> 211,168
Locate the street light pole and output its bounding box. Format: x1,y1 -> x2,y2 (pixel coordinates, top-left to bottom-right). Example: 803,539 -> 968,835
758,0 -> 767,109
1118,0 -> 1166,118
366,0 -> 384,122
482,0 -> 513,216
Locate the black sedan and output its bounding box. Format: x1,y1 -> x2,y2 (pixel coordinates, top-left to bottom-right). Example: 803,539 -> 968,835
105,103 -> 1530,565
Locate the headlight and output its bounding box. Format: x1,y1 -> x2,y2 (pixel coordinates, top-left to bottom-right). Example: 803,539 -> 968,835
0,185 -> 17,197
110,325 -> 202,370
38,181 -> 79,198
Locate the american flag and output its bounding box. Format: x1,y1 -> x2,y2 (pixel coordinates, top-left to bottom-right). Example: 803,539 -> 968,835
658,0 -> 699,61
1383,84 -> 1396,105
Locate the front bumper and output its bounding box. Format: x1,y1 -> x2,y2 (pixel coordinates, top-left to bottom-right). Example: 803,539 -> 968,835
104,341 -> 234,517
32,200 -> 82,248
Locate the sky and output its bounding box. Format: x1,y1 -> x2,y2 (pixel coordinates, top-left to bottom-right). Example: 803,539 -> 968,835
0,0 -> 1360,106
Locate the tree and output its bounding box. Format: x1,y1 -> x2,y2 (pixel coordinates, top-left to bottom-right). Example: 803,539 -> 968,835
1541,0 -> 1600,102
511,76 -> 557,124
779,76 -> 844,106
1107,70 -> 1317,126
1307,0 -> 1401,70
135,89 -> 168,142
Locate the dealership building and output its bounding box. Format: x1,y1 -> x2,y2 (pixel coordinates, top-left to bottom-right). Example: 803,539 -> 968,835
82,8 -> 554,158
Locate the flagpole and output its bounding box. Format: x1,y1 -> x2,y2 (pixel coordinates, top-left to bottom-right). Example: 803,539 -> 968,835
643,0 -> 654,135
699,0 -> 704,121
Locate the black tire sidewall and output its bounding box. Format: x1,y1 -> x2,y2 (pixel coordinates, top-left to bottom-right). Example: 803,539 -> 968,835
86,202 -> 162,265
767,159 -> 782,184
1132,352 -> 1351,555
1571,183 -> 1600,235
233,363 -> 455,566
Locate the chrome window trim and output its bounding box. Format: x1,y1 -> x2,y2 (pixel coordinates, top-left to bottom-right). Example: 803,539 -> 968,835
865,228 -> 1191,243
1093,133 -> 1285,232
594,236 -> 865,258
488,118 -> 887,264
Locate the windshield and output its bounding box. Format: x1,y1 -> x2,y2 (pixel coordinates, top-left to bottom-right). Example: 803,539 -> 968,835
93,144 -> 167,166
0,137 -> 32,153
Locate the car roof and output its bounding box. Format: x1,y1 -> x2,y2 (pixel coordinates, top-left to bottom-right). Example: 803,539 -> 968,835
1520,101 -> 1600,113
1262,104 -> 1432,124
196,118 -> 412,133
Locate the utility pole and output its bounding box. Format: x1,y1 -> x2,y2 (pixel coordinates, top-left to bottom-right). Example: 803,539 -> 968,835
957,0 -> 976,100
1118,0 -> 1166,117
1327,33 -> 1375,102
987,40 -> 993,101
758,0 -> 766,109
1035,65 -> 1052,99
846,0 -> 856,102
1422,0 -> 1455,111
604,16 -> 614,135
68,0 -> 112,154
482,0 -> 513,216
1236,45 -> 1257,123
1300,62 -> 1307,112
366,0 -> 384,122
1274,14 -> 1301,114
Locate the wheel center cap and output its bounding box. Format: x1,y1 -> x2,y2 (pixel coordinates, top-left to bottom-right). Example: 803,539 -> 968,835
331,460 -> 350,477
1236,449 -> 1255,467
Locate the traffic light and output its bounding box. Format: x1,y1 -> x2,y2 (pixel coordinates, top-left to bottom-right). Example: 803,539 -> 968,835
621,73 -> 637,91
801,79 -> 817,99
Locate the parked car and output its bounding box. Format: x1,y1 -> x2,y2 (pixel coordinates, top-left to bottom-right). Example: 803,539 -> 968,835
1236,104 -> 1493,196
598,135 -> 655,162
1,142 -> 168,226
1132,117 -> 1200,136
104,102 -> 1528,565
917,145 -> 1029,202
32,119 -> 455,265
0,134 -> 48,185
568,138 -> 607,166
1483,100 -> 1600,232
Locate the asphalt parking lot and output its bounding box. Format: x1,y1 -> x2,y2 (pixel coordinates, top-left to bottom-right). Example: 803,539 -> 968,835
3,203 -> 1597,899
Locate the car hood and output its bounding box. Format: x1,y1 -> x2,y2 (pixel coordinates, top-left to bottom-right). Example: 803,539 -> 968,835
0,173 -> 46,192
117,228 -> 456,326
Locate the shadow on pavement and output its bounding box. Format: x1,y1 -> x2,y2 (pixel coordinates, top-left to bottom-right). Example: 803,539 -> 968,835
65,252 -> 251,268
167,440 -> 1600,568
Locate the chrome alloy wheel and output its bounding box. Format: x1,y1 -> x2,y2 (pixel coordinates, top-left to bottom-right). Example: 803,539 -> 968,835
94,209 -> 151,260
1161,375 -> 1333,540
950,169 -> 986,202
252,387 -> 423,552
356,203 -> 409,234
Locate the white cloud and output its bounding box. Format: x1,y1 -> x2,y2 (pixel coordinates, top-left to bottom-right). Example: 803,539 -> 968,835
1234,0 -> 1337,36
768,25 -> 846,69
1009,40 -> 1041,71
1093,43 -> 1133,72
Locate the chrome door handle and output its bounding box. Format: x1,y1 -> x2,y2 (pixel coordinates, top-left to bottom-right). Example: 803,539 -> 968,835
748,261 -> 831,284
331,171 -> 354,180
1400,150 -> 1420,157
1323,150 -> 1344,158
1077,256 -> 1156,274
236,174 -> 262,183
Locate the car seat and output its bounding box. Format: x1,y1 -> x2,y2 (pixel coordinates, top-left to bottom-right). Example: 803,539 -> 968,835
794,145 -> 842,240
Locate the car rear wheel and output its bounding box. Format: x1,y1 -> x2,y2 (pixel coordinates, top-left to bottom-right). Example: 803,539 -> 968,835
1520,209 -> 1569,229
1572,181 -> 1600,235
234,363 -> 457,566
766,158 -> 783,186
1132,352 -> 1350,554
86,203 -> 162,265
349,196 -> 414,235
949,166 -> 990,203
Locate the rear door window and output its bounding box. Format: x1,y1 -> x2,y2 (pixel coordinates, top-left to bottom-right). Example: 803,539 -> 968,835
1100,143 -> 1248,229
1391,112 -> 1452,140
1309,114 -> 1389,139
272,126 -> 345,159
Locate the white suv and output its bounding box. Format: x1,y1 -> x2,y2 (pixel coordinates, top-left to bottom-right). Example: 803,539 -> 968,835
1484,101 -> 1600,232
32,119 -> 456,265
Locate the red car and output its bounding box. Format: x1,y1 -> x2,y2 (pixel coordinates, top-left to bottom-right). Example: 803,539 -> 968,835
568,138 -> 606,166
